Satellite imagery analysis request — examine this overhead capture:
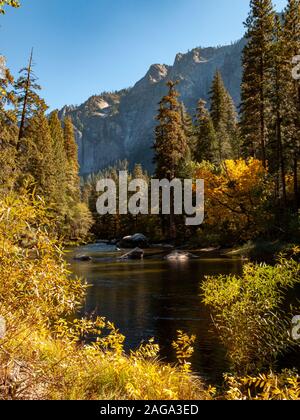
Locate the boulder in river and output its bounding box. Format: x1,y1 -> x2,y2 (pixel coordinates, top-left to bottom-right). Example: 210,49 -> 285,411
164,251 -> 197,262
73,255 -> 93,262
119,248 -> 144,260
118,234 -> 149,249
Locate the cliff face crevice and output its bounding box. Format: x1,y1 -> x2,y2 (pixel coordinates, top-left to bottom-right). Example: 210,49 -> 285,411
59,39 -> 246,176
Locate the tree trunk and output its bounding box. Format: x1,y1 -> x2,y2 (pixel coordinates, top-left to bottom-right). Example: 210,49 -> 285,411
294,156 -> 299,208
276,110 -> 287,207
169,188 -> 176,240
260,56 -> 267,169
18,49 -> 33,148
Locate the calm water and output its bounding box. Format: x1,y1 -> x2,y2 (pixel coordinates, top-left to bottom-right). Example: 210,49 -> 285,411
67,244 -> 243,383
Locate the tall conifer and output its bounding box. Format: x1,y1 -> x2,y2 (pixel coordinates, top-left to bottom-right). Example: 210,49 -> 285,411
194,99 -> 216,163
48,111 -> 67,214
154,81 -> 189,180
23,111 -> 56,203
64,116 -> 80,203
153,81 -> 189,238
282,0 -> 300,206
209,71 -> 238,161
268,15 -> 287,205
0,64 -> 18,191
240,0 -> 275,167
14,50 -> 46,148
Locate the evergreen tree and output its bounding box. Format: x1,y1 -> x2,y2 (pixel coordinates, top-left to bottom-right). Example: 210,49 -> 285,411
178,102 -> 193,178
22,111 -> 56,203
194,99 -> 216,163
48,111 -> 67,215
133,163 -> 149,181
267,15 -> 287,206
64,116 -> 80,203
225,93 -> 241,159
282,0 -> 300,207
0,64 -> 18,191
63,116 -> 93,241
209,71 -> 238,162
153,81 -> 189,239
131,163 -> 149,233
180,102 -> 196,152
240,0 -> 275,167
14,50 -> 47,148
154,81 -> 189,180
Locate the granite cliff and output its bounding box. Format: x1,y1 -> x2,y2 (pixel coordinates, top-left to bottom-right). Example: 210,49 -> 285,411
59,39 -> 246,175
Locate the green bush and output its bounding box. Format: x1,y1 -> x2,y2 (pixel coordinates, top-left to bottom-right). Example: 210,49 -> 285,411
202,253 -> 300,374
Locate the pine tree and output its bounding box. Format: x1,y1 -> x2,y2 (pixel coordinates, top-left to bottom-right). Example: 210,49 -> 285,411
22,111 -> 56,203
0,64 -> 18,191
64,116 -> 80,203
178,102 -> 194,178
48,111 -> 68,215
194,99 -> 216,163
267,15 -> 287,206
209,71 -> 238,161
14,50 -> 47,148
224,93 -> 241,159
240,0 -> 275,167
133,163 -> 148,180
154,81 -> 189,180
180,102 -> 196,151
153,81 -> 189,239
282,0 -> 300,207
63,116 -> 93,241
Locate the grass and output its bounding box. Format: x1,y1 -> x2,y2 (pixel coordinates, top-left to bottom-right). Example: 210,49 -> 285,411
0,320 -> 210,400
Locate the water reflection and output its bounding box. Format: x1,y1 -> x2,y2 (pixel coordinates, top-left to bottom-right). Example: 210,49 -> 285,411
67,246 -> 243,383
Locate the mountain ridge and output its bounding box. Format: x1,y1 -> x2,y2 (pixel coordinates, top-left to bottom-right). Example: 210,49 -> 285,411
59,38 -> 246,176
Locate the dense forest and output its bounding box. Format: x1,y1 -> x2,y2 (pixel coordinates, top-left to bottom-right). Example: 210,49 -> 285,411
1,0 -> 300,401
82,0 -> 300,247
2,0 -> 300,247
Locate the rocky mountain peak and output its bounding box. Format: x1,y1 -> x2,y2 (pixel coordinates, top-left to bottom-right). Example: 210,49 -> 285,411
147,64 -> 170,84
60,39 -> 245,176
134,63 -> 170,89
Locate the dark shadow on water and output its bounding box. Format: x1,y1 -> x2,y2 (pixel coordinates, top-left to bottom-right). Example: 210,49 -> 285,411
67,246 -> 244,384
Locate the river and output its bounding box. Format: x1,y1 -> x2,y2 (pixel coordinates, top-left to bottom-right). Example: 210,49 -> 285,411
67,243 -> 244,383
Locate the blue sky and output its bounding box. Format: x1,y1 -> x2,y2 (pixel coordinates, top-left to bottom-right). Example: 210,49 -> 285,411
1,0 -> 287,110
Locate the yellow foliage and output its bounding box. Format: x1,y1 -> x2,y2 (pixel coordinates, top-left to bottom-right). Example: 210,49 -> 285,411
172,331 -> 196,373
0,191 -> 208,400
1,191 -> 298,400
194,159 -> 273,240
225,371 -> 300,400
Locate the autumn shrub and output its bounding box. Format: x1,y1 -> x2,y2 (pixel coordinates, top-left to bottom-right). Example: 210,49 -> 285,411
224,370 -> 300,400
1,191 -> 299,400
193,159 -> 274,242
202,252 -> 300,374
64,201 -> 94,244
0,191 -> 209,400
0,192 -> 86,324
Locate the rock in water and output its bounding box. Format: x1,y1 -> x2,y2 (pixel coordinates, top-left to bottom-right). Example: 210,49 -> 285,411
118,234 -> 149,249
165,251 -> 196,262
120,248 -> 144,260
73,255 -> 93,262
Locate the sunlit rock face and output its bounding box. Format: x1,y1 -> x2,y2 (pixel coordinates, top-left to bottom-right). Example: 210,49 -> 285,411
59,39 -> 246,176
